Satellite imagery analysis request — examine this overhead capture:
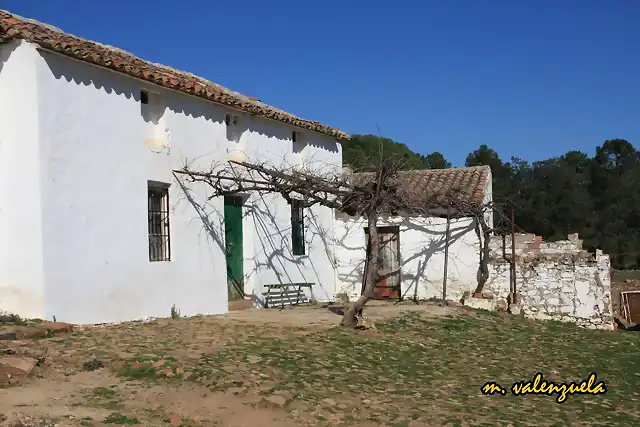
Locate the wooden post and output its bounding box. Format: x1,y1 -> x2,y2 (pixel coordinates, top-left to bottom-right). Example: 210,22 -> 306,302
360,254 -> 368,297
510,207 -> 517,303
442,206 -> 451,306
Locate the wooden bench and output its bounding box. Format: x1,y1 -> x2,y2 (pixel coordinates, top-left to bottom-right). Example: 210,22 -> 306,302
264,283 -> 314,308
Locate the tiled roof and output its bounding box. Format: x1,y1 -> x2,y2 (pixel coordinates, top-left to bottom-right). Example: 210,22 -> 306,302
0,10 -> 350,140
349,165 -> 491,215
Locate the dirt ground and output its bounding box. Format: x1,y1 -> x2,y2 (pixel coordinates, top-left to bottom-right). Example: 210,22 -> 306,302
222,300 -> 453,327
0,302 -> 454,427
4,301 -> 639,427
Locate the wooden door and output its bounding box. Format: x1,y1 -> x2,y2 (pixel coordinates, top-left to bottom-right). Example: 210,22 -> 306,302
224,196 -> 244,301
625,292 -> 640,324
364,226 -> 401,299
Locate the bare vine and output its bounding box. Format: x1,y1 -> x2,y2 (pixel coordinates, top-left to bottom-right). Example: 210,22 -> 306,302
174,156 -> 497,327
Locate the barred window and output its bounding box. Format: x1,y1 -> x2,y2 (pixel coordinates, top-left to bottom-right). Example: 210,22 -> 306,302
291,199 -> 305,256
148,183 -> 171,262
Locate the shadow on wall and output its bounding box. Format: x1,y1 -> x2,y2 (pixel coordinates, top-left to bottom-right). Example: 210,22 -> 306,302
43,49 -> 340,303
43,50 -> 229,128
335,214 -> 478,300
246,116 -> 340,154
243,193 -> 334,306
400,218 -> 477,300
173,176 -> 226,251
0,41 -> 15,71
41,50 -> 341,155
175,177 -> 335,308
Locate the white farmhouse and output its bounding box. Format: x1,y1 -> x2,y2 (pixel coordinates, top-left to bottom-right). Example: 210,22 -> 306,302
0,10 -> 348,324
334,166 -> 493,302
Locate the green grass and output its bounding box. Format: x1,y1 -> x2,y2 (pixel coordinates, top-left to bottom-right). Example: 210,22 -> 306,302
74,385 -> 123,412
92,386 -> 117,397
0,311 -> 27,325
103,412 -> 138,424
118,363 -> 159,380
191,311 -> 640,426
44,308 -> 640,426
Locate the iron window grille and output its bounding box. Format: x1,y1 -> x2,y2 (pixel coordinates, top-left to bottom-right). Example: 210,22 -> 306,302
148,184 -> 171,262
291,199 -> 305,256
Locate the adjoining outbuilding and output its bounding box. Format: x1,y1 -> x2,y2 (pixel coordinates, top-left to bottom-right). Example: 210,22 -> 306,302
334,165 -> 493,302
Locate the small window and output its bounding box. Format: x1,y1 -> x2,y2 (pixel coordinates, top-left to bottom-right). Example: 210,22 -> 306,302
226,113 -> 240,142
292,131 -> 298,143
226,113 -> 239,127
140,90 -> 149,105
291,199 -> 305,256
148,182 -> 171,262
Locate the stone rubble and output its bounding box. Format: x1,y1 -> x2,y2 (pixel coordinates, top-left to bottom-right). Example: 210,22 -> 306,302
0,321 -> 75,386
484,233 -> 613,330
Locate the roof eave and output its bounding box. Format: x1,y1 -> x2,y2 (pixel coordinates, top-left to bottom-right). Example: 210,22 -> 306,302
31,43 -> 351,140
0,11 -> 350,140
36,43 -> 353,140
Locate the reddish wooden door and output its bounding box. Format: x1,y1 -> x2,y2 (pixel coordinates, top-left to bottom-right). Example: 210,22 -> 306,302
364,226 -> 401,299
625,292 -> 640,324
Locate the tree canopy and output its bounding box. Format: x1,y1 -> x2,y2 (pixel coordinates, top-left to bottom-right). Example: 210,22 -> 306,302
343,135 -> 640,270
342,134 -> 451,171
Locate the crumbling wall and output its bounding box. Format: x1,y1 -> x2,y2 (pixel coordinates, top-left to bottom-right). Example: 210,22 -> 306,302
483,233 -> 613,330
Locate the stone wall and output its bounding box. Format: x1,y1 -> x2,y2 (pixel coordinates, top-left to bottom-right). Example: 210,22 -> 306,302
481,233 -> 613,330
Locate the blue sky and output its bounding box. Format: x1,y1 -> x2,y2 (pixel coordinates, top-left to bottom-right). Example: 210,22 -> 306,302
2,0 -> 638,166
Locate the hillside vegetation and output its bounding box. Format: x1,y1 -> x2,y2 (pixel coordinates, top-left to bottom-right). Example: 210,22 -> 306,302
342,135 -> 640,270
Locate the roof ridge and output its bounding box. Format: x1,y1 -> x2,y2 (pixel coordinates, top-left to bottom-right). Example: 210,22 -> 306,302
352,164 -> 491,175
0,9 -> 349,140
349,165 -> 492,212
400,165 -> 490,172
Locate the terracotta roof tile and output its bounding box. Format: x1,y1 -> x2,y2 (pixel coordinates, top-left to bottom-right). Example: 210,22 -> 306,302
350,165 -> 491,214
0,10 -> 350,140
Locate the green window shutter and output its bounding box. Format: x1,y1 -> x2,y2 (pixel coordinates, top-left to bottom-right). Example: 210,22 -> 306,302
291,200 -> 305,256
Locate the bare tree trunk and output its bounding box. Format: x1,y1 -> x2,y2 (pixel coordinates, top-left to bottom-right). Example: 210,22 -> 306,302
341,212 -> 379,327
175,157 -> 498,326
473,215 -> 492,295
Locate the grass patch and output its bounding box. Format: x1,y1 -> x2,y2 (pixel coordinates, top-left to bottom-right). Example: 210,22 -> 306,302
103,412 -> 138,424
0,311 -> 27,325
194,311 -> 640,426
93,386 -> 117,397
118,363 -> 158,380
474,307 -> 502,317
75,386 -> 123,412
23,307 -> 640,426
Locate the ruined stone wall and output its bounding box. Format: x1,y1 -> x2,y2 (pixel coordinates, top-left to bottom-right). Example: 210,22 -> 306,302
483,233 -> 613,330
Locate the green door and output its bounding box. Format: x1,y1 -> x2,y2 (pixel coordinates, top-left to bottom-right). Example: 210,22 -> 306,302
224,196 -> 244,301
